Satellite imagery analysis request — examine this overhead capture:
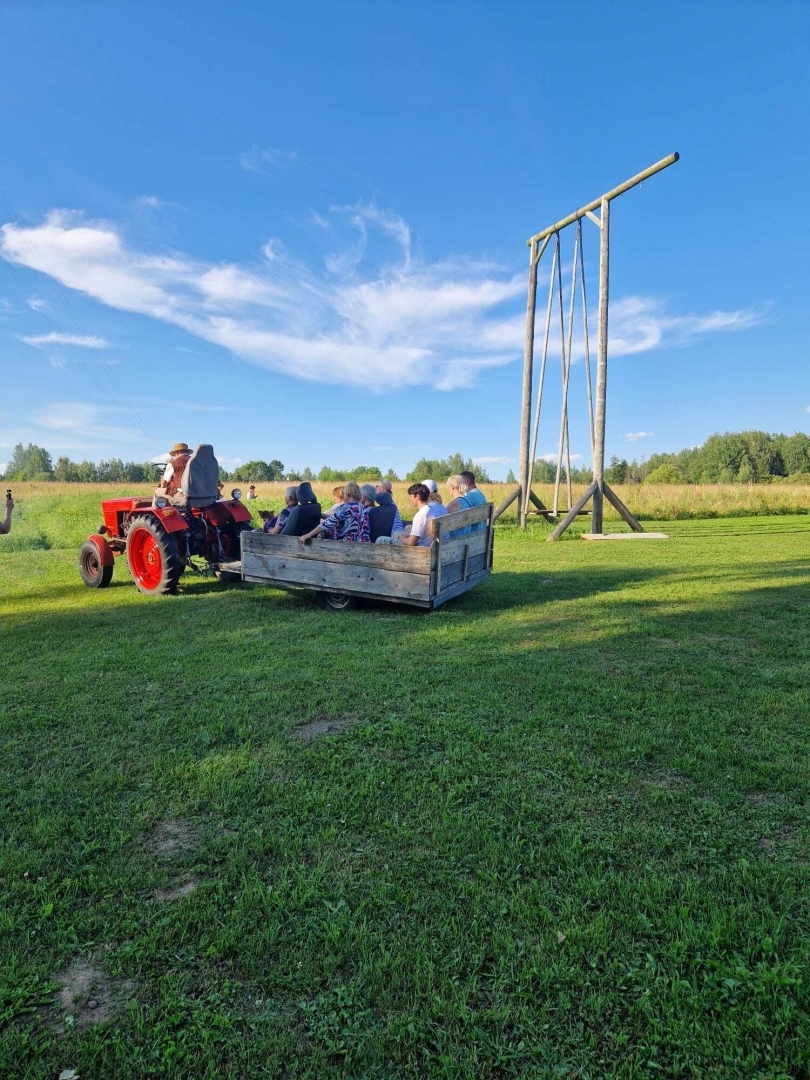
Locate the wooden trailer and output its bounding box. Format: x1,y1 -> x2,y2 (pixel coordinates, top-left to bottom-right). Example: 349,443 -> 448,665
238,502 -> 494,610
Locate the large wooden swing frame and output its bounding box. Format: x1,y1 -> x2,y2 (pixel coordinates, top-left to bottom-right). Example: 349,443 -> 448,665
495,153 -> 679,538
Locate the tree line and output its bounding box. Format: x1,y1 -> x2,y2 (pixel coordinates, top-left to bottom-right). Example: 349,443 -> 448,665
5,432 -> 810,485
0,445 -> 490,484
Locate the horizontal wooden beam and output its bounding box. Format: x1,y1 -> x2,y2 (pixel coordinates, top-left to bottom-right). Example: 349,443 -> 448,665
526,153 -> 679,245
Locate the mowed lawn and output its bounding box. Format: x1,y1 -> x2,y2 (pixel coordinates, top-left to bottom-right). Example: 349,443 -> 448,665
1,497 -> 810,1078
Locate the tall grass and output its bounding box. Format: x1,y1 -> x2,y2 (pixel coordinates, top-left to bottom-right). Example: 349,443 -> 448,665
3,481 -> 808,553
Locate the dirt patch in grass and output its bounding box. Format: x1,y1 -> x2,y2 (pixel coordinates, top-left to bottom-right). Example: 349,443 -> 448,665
147,818 -> 199,857
746,790 -> 774,806
292,716 -> 353,742
52,954 -> 133,1033
154,875 -> 200,902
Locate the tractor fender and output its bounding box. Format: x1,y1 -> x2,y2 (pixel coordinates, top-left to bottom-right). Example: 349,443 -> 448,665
221,499 -> 253,523
87,533 -> 115,566
135,507 -> 189,534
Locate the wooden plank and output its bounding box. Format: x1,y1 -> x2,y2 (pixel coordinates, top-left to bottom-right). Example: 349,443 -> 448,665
429,537 -> 440,599
433,503 -> 492,538
242,550 -> 431,600
492,485 -> 520,522
580,532 -> 669,541
437,531 -> 489,565
242,531 -> 431,574
439,552 -> 487,591
431,570 -> 491,609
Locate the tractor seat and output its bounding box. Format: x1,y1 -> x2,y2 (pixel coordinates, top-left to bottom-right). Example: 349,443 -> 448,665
179,444 -> 220,508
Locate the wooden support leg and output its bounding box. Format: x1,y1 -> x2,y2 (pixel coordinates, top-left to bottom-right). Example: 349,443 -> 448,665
547,481 -> 597,541
603,483 -> 643,531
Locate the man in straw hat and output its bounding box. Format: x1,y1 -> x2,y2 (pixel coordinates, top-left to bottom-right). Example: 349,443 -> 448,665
155,441 -> 193,504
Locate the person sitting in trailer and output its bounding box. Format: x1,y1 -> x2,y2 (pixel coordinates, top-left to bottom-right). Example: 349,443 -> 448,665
377,483 -> 446,546
278,482 -> 322,537
298,481 -> 368,544
374,479 -> 404,531
155,442 -> 193,506
368,484 -> 403,541
269,485 -> 298,534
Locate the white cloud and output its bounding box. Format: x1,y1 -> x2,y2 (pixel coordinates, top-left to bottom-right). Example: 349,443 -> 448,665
474,455 -> 512,465
0,206 -> 763,394
805,405 -> 810,413
540,452 -> 584,462
624,431 -> 653,442
136,195 -> 164,209
27,296 -> 49,312
608,296 -> 762,357
238,145 -> 298,173
21,331 -> 110,348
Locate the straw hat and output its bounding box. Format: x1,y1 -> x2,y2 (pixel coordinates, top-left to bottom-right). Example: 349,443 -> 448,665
170,442 -> 190,455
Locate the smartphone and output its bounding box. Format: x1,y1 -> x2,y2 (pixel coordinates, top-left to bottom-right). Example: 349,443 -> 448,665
5,489 -> 10,501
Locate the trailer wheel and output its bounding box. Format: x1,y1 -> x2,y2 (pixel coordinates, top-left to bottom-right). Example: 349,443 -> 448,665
127,515 -> 183,596
316,591 -> 357,612
216,569 -> 242,584
78,540 -> 113,588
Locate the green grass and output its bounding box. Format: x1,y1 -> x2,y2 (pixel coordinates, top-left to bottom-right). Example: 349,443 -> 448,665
1,493 -> 810,1078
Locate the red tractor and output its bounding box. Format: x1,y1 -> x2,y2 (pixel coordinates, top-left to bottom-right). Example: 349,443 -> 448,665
78,444 -> 253,596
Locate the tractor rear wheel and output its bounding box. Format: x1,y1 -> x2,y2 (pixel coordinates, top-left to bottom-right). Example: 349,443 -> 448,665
127,515 -> 183,596
78,540 -> 113,588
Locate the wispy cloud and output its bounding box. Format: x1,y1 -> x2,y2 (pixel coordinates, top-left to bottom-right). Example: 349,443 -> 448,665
540,452 -> 584,462
805,405 -> 810,414
608,296 -> 763,356
238,145 -> 298,174
474,455 -> 512,465
21,331 -> 110,349
624,431 -> 653,442
27,296 -> 49,312
0,206 -> 763,393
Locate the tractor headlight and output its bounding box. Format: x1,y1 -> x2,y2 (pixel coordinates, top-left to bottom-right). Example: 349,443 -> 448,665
231,488 -> 242,501
155,496 -> 168,508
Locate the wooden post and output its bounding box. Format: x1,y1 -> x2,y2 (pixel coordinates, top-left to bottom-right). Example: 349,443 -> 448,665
518,239 -> 539,528
520,152 -> 680,539
591,196 -> 610,535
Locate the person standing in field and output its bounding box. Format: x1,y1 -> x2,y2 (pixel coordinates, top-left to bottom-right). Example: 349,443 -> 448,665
0,492 -> 13,535
246,484 -> 258,500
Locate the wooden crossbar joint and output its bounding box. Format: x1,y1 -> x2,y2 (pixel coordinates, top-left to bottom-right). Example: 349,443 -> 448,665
585,210 -> 602,229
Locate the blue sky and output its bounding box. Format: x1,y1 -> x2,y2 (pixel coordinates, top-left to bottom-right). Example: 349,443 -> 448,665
0,0 -> 807,479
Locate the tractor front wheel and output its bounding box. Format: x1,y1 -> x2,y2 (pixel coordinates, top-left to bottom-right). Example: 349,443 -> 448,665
127,515 -> 183,596
78,540 -> 113,588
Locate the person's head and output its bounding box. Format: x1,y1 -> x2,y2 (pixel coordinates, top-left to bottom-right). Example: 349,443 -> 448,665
359,483 -> 377,507
343,481 -> 361,503
428,490 -> 443,504
421,478 -> 438,494
249,484 -> 256,493
376,478 -> 393,493
460,470 -> 477,490
284,484 -> 299,506
296,481 -> 317,504
332,485 -> 345,503
446,473 -> 467,497
170,442 -> 190,458
217,480 -> 224,490
258,510 -> 273,521
408,483 -> 430,506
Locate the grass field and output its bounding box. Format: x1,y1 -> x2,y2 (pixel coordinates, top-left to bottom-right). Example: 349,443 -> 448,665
1,489 -> 810,1078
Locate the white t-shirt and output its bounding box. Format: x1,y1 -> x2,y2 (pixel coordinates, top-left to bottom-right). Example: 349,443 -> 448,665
410,501 -> 447,546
